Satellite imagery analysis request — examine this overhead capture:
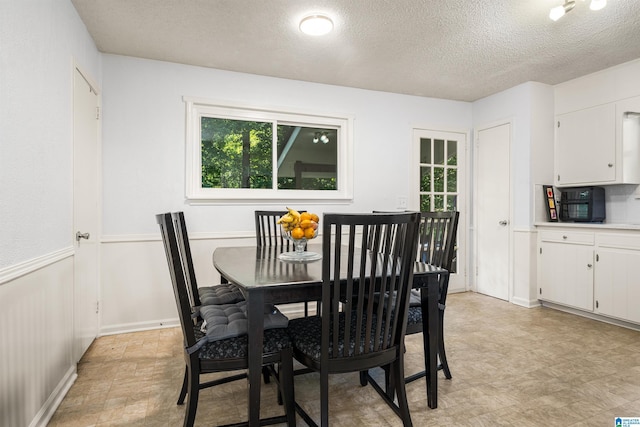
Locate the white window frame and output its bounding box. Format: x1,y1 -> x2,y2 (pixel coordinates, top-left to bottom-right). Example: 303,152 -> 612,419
184,97 -> 353,202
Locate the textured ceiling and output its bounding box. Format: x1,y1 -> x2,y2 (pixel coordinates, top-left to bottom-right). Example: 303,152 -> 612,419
71,0 -> 640,102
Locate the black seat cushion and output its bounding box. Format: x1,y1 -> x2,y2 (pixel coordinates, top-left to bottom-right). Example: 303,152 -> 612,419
198,283 -> 244,305
198,300 -> 289,342
409,289 -> 421,307
288,312 -> 392,362
194,321 -> 291,360
406,306 -> 422,326
369,292 -> 421,326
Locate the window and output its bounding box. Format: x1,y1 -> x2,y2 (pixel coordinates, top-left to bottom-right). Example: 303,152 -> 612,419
419,137 -> 458,211
412,128 -> 466,281
184,97 -> 353,201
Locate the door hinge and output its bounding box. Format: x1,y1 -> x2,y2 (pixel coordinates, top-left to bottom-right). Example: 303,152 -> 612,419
557,121 -> 561,128
596,300 -> 599,309
539,247 -> 542,254
557,174 -> 561,181
539,288 -> 542,295
596,253 -> 599,262
96,106 -> 100,120
96,301 -> 99,314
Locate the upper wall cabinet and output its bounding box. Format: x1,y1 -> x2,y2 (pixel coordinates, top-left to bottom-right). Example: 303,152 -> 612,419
554,95 -> 640,187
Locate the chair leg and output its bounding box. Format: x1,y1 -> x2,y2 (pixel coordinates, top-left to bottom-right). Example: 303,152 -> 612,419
359,371 -> 368,386
279,348 -> 296,426
439,310 -> 452,379
184,360 -> 200,427
391,358 -> 413,427
177,365 -> 188,405
320,368 -> 329,427
263,365 -> 271,384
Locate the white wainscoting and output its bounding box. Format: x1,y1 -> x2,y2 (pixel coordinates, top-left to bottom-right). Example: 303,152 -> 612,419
100,232 -> 263,335
512,228 -> 540,308
0,250 -> 76,427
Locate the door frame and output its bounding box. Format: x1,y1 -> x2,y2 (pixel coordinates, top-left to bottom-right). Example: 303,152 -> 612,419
410,126 -> 470,292
72,61 -> 102,359
472,119 -> 513,300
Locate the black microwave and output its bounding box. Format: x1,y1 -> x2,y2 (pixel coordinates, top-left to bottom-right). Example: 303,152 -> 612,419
559,186 -> 605,222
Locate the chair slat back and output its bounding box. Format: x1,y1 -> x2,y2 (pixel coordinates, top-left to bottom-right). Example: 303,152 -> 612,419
255,210 -> 289,248
321,212 -> 420,362
156,212 -> 198,348
171,212 -> 201,307
418,211 -> 460,271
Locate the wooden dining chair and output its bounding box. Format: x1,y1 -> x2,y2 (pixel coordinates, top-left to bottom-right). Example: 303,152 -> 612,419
171,211 -> 244,306
254,210 -> 317,316
156,212 -> 296,427
406,211 -> 460,382
255,210 -> 293,248
287,212 -> 421,427
360,210 -> 459,406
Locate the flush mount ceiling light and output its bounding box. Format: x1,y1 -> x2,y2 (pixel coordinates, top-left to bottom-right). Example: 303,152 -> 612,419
549,0 -> 575,21
299,14 -> 334,36
549,0 -> 606,21
589,0 -> 606,10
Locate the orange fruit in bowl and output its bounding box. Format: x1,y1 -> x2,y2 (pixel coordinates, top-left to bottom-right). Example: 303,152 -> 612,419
304,227 -> 316,239
299,219 -> 313,229
310,213 -> 320,223
291,227 -> 304,240
299,212 -> 312,222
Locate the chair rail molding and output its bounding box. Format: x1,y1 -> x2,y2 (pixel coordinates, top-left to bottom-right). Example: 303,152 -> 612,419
0,246 -> 74,286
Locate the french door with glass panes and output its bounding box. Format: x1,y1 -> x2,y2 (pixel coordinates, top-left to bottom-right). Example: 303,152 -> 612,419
411,129 -> 467,290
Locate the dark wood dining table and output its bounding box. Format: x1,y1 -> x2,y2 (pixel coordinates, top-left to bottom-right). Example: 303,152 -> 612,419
212,243 -> 447,426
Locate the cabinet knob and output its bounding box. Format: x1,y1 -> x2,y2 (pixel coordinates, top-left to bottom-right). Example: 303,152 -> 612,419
608,163 -> 613,167
587,263 -> 593,268
562,235 -> 567,239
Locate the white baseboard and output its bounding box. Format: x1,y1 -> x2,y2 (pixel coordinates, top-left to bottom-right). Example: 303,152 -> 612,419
540,300 -> 640,331
100,318 -> 180,336
29,366 -> 77,427
511,296 -> 540,308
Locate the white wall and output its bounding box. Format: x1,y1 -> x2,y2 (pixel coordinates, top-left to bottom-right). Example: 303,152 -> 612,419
0,1 -> 101,426
471,82 -> 555,307
101,54 -> 472,235
99,55 -> 473,332
0,1 -> 101,269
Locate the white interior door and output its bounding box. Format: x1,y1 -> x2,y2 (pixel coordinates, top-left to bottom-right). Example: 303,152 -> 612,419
475,123 -> 510,300
73,67 -> 100,362
411,128 -> 467,291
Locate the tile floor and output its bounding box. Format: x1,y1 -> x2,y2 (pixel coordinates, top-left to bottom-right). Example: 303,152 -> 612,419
49,292 -> 640,426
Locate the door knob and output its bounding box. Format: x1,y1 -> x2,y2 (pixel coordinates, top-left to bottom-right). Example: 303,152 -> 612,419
498,220 -> 508,226
76,231 -> 90,241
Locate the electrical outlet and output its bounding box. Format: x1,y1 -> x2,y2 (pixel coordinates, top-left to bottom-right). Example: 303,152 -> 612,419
398,197 -> 407,209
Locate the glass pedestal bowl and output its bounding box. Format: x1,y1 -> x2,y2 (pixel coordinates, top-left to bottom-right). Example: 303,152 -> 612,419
278,226 -> 322,262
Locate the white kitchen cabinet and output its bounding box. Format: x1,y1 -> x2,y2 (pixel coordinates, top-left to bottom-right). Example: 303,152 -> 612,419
554,96 -> 640,187
594,234 -> 640,323
538,230 -> 594,311
554,103 -> 616,186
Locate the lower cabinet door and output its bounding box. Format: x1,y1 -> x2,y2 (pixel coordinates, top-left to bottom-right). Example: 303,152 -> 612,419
539,241 -> 594,311
595,246 -> 640,323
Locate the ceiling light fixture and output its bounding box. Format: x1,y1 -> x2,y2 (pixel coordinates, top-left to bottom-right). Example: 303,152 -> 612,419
589,0 -> 606,11
312,132 -> 329,144
549,0 -> 606,21
299,15 -> 334,36
549,0 -> 575,21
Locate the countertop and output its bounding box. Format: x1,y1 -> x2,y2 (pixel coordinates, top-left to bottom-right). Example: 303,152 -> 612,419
534,221 -> 640,230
